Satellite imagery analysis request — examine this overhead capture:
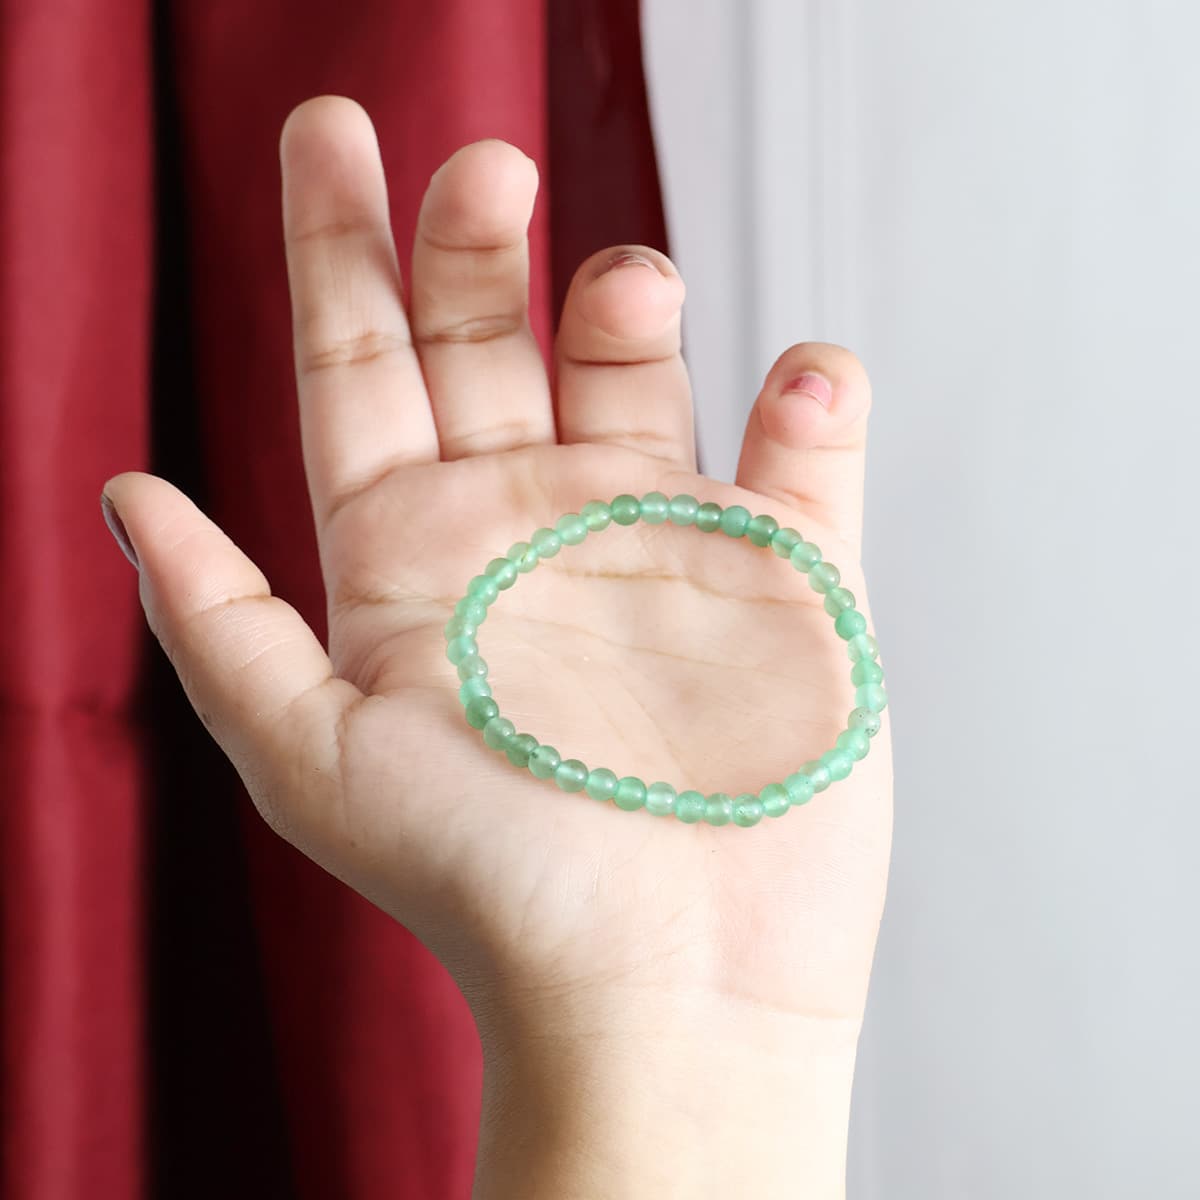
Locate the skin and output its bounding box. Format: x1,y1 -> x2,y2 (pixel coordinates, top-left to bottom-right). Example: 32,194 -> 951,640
101,95 -> 894,1197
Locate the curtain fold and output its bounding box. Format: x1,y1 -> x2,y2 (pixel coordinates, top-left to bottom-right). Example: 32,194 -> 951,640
1,1 -> 667,1195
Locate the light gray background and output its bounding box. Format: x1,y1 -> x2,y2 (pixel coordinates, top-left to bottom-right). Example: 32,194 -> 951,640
643,2 -> 1199,1195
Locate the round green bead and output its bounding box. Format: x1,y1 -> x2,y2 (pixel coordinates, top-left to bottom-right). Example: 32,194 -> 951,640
745,513 -> 780,547
610,494 -> 641,525
808,562 -> 841,594
482,716 -> 515,749
847,633 -> 879,662
820,748 -> 853,781
531,527 -> 562,558
613,776 -> 647,811
485,557 -> 519,589
459,677 -> 492,704
855,684 -> 888,713
771,526 -> 803,558
824,587 -> 856,616
444,614 -> 477,640
834,609 -> 867,640
849,706 -> 882,737
445,635 -> 477,665
585,767 -> 618,801
851,659 -> 884,686
467,574 -> 500,604
732,793 -> 764,827
759,783 -> 790,818
790,541 -> 822,570
801,760 -> 832,792
675,790 -> 706,823
719,505 -> 751,537
704,792 -> 734,826
581,500 -> 612,531
783,771 -> 815,806
555,759 -> 588,792
645,781 -> 677,816
836,728 -> 871,761
454,598 -> 487,625
508,541 -> 539,573
506,733 -> 539,767
668,494 -> 699,525
695,502 -> 722,532
640,492 -> 669,524
456,653 -> 488,681
528,744 -> 561,780
465,696 -> 499,729
556,513 -> 588,545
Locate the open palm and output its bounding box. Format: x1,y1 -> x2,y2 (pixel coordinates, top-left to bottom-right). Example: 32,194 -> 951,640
103,97 -> 892,1040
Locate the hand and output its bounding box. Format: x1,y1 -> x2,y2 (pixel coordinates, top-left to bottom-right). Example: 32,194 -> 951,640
101,96 -> 893,1198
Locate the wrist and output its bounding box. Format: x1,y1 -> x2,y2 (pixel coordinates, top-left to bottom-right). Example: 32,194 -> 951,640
470,982 -> 861,1200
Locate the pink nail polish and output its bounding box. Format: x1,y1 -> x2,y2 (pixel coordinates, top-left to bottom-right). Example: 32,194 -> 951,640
782,372 -> 833,409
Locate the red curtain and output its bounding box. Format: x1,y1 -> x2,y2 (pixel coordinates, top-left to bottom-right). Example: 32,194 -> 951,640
0,2 -> 667,1196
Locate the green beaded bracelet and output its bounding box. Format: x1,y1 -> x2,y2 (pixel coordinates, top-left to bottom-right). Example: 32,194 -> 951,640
445,493 -> 887,828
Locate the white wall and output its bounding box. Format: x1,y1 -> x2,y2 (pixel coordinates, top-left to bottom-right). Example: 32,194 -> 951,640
643,2 -> 1200,1195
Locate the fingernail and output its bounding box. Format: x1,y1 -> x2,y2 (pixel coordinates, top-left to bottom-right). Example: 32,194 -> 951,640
604,251 -> 657,274
782,371 -> 834,409
101,492 -> 139,570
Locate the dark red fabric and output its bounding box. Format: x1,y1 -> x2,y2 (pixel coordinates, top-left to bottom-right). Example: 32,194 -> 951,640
1,1 -> 667,1197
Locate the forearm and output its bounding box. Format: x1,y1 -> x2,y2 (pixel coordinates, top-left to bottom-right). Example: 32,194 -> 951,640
471,985 -> 861,1199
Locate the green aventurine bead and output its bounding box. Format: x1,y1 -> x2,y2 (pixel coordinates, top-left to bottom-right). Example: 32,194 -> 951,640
836,728 -> 871,761
847,633 -> 879,662
808,562 -> 841,594
644,781 -> 677,816
506,733 -> 538,767
456,653 -> 488,681
555,759 -> 588,792
704,792 -> 734,826
459,677 -> 492,704
585,767 -> 618,801
820,749 -> 853,781
851,659 -> 884,686
668,494 -> 699,525
531,527 -> 562,558
801,760 -> 832,792
468,574 -> 500,604
486,557 -> 519,589
732,793 -> 764,827
719,505 -> 751,537
465,696 -> 499,729
783,771 -> 815,806
454,598 -> 487,624
855,684 -> 888,712
849,706 -> 882,737
746,513 -> 780,547
675,790 -> 706,823
581,500 -> 612,531
759,783 -> 790,818
695,502 -> 723,532
528,744 -> 561,779
445,635 -> 477,665
483,716 -> 515,749
508,541 -> 539,573
614,776 -> 647,811
611,494 -> 641,525
640,492 -> 669,524
444,614 -> 476,639
556,513 -> 588,545
790,541 -> 822,570
834,609 -> 868,640
824,586 -> 856,616
771,526 -> 803,558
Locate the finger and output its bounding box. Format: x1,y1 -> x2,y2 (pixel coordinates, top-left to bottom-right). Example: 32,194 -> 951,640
100,470 -> 363,855
554,246 -> 694,467
280,95 -> 439,529
410,139 -> 554,459
734,342 -> 873,557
